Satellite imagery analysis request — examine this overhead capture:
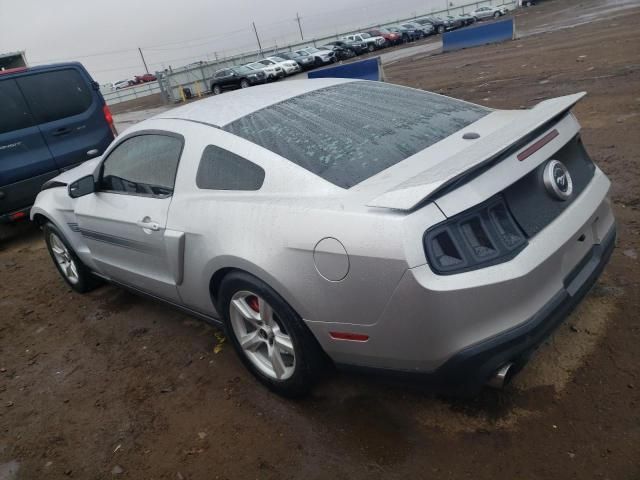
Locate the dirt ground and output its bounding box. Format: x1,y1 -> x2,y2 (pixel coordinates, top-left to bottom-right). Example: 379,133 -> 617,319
1,1 -> 639,479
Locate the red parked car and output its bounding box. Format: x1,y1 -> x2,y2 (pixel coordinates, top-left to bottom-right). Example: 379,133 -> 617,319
366,28 -> 402,46
132,73 -> 157,84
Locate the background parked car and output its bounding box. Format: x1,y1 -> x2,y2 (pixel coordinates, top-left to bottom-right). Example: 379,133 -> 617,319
258,57 -> 300,76
294,47 -> 336,66
210,66 -> 266,95
342,33 -> 386,52
276,51 -> 316,70
416,17 -> 447,34
401,22 -> 431,38
114,79 -> 131,89
132,74 -> 157,84
472,5 -> 507,20
245,61 -> 284,81
365,28 -> 402,46
0,62 -> 116,223
324,40 -> 367,56
456,13 -> 477,26
444,15 -> 465,30
388,25 -> 419,42
320,43 -> 356,60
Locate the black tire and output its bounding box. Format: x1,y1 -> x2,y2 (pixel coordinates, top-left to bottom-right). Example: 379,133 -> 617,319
240,79 -> 250,89
367,43 -> 375,53
494,11 -> 500,18
43,222 -> 102,293
218,271 -> 325,397
437,25 -> 445,34
212,84 -> 222,95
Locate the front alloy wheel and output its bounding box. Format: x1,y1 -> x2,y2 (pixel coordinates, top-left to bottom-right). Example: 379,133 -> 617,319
240,79 -> 250,88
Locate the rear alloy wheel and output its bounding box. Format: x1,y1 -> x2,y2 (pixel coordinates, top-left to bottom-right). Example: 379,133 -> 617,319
240,79 -> 250,88
219,271 -> 324,397
494,11 -> 501,18
437,25 -> 445,34
212,84 -> 222,95
44,222 -> 101,293
367,44 -> 375,53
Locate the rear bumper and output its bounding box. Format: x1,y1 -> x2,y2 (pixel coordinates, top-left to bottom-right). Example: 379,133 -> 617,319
338,224 -> 616,394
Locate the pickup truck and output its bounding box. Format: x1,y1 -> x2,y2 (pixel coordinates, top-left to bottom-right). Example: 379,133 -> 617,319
342,33 -> 386,52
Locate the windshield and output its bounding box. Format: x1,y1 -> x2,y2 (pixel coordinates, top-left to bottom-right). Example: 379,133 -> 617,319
224,82 -> 489,189
247,63 -> 265,69
304,48 -> 319,53
270,57 -> 286,62
360,33 -> 371,38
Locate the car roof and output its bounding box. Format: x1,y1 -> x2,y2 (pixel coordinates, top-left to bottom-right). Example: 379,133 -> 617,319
153,78 -> 356,127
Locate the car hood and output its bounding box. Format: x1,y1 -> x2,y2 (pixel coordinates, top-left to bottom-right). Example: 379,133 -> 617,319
362,93 -> 586,211
51,157 -> 102,185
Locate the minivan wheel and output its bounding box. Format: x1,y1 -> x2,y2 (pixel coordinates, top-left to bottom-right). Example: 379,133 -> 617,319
212,84 -> 222,95
218,271 -> 324,397
240,79 -> 250,88
44,222 -> 101,293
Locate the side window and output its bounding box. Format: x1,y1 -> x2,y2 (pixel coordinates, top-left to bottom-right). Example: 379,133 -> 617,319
101,134 -> 183,197
196,145 -> 264,191
17,69 -> 93,124
0,79 -> 34,134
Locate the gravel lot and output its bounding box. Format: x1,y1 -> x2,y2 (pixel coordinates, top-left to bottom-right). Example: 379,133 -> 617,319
1,1 -> 639,478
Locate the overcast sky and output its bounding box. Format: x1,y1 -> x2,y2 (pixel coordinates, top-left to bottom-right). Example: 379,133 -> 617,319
0,0 -> 452,84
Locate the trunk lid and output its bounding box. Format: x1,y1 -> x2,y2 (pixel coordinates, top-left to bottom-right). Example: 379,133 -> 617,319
365,93 -> 586,212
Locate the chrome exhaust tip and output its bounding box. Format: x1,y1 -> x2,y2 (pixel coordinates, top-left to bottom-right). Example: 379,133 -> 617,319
487,363 -> 514,389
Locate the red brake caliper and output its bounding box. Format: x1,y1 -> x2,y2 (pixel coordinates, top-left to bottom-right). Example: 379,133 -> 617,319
247,295 -> 260,313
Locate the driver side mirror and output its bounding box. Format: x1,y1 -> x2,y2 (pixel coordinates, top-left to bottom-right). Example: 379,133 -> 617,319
68,174 -> 96,198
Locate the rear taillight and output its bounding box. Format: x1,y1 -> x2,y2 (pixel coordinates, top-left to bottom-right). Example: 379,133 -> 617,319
103,104 -> 118,138
423,196 -> 527,275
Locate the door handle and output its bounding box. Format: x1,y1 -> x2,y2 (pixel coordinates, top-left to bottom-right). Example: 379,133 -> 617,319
137,218 -> 161,231
52,128 -> 72,137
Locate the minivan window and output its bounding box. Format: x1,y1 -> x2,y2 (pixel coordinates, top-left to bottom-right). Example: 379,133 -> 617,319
17,69 -> 93,124
0,79 -> 34,134
101,134 -> 183,196
196,145 -> 265,191
224,82 -> 489,189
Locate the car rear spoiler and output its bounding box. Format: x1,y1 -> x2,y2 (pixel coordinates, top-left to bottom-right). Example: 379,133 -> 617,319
366,92 -> 586,211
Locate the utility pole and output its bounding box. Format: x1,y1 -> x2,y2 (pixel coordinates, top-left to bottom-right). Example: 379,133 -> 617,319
252,22 -> 263,54
138,47 -> 149,74
295,12 -> 304,40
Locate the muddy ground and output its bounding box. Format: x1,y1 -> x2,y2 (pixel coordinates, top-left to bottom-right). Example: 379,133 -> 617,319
1,1 -> 639,479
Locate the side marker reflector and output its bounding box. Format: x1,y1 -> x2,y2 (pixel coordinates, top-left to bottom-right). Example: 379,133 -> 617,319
329,331 -> 369,342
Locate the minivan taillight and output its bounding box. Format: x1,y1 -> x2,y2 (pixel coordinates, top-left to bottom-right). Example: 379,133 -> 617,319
103,104 -> 118,138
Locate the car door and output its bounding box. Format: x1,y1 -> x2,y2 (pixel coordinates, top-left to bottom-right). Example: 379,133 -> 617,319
74,131 -> 185,302
0,78 -> 57,216
16,66 -> 112,172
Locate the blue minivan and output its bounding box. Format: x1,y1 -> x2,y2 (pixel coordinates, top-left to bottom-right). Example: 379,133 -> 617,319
0,62 -> 116,223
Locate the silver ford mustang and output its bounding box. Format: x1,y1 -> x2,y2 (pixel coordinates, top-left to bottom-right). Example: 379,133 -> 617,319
31,79 -> 616,396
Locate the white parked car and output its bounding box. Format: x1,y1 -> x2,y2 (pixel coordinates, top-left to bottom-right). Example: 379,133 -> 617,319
245,62 -> 284,81
472,5 -> 509,20
342,33 -> 386,52
258,57 -> 301,76
294,47 -> 336,66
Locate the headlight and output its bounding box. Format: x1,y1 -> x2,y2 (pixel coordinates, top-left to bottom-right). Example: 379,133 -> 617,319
423,196 -> 527,275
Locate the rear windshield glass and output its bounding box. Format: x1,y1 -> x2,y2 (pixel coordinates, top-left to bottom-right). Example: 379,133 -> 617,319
17,69 -> 93,124
224,81 -> 489,188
